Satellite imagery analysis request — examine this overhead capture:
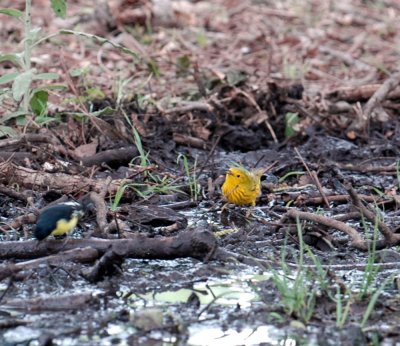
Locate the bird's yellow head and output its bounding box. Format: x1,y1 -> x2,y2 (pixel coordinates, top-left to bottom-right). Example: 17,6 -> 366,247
224,167 -> 254,186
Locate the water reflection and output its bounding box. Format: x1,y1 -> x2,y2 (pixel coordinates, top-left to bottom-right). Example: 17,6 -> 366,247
188,325 -> 301,346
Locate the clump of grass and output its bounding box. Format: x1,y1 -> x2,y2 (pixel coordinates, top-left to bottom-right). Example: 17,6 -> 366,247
111,179 -> 182,211
265,214 -> 391,329
269,219 -> 320,323
330,212 -> 394,329
360,275 -> 393,328
109,125 -> 184,210
177,154 -> 200,201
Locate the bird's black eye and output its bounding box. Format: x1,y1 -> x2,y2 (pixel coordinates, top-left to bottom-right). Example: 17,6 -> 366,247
236,174 -> 241,178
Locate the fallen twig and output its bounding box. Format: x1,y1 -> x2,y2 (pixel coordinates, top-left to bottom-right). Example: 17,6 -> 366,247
363,71 -> 400,123
0,184 -> 29,203
79,146 -> 139,167
319,45 -> 372,70
0,229 -> 217,261
0,163 -> 125,194
81,249 -> 123,283
164,101 -> 213,115
346,185 -> 400,245
294,147 -> 330,209
327,84 -> 400,102
282,209 -> 380,250
337,162 -> 398,174
0,247 -> 99,281
86,176 -> 112,236
0,292 -> 97,312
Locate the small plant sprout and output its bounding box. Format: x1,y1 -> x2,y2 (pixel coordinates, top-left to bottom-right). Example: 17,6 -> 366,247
330,285 -> 353,328
111,180 -> 182,210
132,126 -> 150,168
285,112 -> 299,139
358,215 -> 381,300
177,154 -> 200,201
111,182 -> 129,212
360,275 -> 394,328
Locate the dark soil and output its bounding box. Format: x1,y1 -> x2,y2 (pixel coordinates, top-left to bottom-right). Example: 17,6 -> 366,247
1,1 -> 400,345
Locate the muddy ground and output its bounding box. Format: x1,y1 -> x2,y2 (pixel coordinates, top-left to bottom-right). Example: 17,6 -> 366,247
1,0 -> 400,345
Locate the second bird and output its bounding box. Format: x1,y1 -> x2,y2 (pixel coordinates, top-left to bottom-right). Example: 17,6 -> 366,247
34,201 -> 85,241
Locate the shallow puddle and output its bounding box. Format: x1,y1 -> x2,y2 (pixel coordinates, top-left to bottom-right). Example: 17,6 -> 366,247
188,324 -> 299,346
123,272 -> 271,308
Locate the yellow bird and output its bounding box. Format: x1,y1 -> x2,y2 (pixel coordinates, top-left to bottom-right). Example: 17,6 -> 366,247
221,167 -> 265,207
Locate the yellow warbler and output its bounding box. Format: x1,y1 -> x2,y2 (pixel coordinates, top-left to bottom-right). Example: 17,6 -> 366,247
221,167 -> 265,206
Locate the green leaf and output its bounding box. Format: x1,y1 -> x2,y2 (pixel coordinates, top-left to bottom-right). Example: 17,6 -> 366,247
16,116 -> 27,126
30,90 -> 48,116
50,0 -> 67,19
0,125 -> 18,138
35,115 -> 58,125
86,87 -> 105,99
33,72 -> 60,80
12,70 -> 34,101
69,67 -> 88,77
90,106 -> 114,117
37,83 -> 67,90
0,110 -> 27,123
285,112 -> 299,138
0,72 -> 19,85
226,70 -> 247,86
0,53 -> 23,68
0,8 -> 23,18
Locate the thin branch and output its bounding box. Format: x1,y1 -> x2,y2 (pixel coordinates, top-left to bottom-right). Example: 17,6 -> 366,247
294,147 -> 330,209
346,184 -> 400,245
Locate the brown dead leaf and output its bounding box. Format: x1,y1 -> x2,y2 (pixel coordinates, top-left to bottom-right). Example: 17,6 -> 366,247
298,174 -> 313,186
192,125 -> 211,141
74,139 -> 99,159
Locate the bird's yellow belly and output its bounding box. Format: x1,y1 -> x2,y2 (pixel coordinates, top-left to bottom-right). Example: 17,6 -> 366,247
51,217 -> 78,236
223,185 -> 259,206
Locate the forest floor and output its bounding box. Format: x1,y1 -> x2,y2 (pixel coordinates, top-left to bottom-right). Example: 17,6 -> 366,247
1,0 -> 400,345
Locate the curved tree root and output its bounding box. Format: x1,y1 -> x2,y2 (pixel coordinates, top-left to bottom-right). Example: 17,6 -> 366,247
279,185 -> 400,250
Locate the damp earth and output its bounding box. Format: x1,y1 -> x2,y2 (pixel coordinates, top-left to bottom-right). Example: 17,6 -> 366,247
1,1 -> 400,345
